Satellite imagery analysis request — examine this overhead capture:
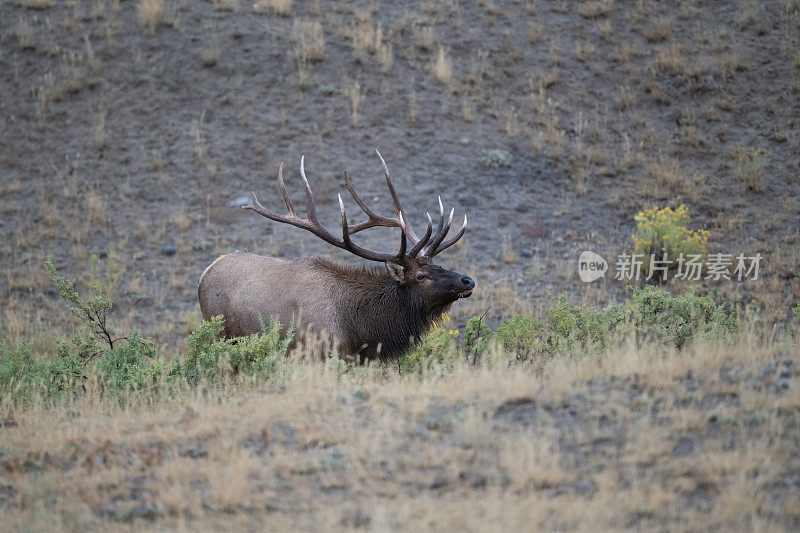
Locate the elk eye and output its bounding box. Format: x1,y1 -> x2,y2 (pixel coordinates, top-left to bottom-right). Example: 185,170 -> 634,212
417,274 -> 429,281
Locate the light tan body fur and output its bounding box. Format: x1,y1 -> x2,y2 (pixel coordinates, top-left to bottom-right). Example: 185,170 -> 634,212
199,251 -> 343,342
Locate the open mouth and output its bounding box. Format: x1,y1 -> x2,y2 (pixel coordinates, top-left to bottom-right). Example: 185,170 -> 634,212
458,289 -> 473,299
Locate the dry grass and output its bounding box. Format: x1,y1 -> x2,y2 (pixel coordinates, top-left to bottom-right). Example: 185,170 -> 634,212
292,18 -> 325,63
346,79 -> 364,126
644,17 -> 672,43
1,334 -> 797,530
137,0 -> 163,34
577,0 -> 614,18
431,46 -> 453,86
253,0 -> 292,16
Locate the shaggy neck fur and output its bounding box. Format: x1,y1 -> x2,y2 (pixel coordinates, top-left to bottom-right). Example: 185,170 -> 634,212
312,258 -> 448,361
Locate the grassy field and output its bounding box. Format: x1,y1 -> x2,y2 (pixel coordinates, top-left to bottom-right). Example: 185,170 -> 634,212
2,0 -> 800,530
2,328 -> 799,531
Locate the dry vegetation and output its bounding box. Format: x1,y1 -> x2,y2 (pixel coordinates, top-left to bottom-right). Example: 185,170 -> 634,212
1,331 -> 799,530
2,0 -> 800,529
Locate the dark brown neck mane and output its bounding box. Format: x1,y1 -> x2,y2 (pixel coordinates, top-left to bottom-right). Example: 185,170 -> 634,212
312,258 -> 446,361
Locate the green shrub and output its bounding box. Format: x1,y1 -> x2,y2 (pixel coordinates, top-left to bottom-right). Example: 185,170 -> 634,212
495,314 -> 545,360
462,315 -> 493,364
547,296 -> 623,354
399,327 -> 459,375
630,285 -> 735,348
98,330 -> 159,394
183,314 -> 294,385
479,148 -> 513,169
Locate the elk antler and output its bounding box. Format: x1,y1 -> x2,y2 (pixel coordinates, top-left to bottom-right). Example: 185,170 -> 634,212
370,149 -> 466,258
243,151 -> 467,264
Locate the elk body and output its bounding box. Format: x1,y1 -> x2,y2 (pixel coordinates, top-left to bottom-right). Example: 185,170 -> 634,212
198,151 -> 474,361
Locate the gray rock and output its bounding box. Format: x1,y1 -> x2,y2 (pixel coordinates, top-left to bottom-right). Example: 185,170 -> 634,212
161,244 -> 177,256
229,196 -> 250,207
520,248 -> 534,258
179,444 -> 208,458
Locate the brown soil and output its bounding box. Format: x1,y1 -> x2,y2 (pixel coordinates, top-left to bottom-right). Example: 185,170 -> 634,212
1,0 -> 798,350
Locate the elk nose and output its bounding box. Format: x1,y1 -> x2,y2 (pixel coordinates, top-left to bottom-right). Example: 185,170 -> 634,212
461,276 -> 475,289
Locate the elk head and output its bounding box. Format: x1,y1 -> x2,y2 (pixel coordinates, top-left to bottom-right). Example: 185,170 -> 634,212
242,150 -> 474,312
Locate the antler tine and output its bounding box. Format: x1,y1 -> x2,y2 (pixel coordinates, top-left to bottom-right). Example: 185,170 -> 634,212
375,149 -> 419,243
408,213 -> 433,259
338,193 -> 351,247
299,155 -> 318,224
430,214 -> 467,256
276,161 -> 294,215
397,212 -> 408,259
425,206 -> 454,256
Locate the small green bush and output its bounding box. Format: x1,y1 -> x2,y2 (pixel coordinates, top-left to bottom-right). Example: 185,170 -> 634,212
183,314 -> 294,385
479,148 -> 513,169
548,296 -> 624,354
462,315 -> 493,364
630,285 -> 735,348
495,314 -> 545,360
399,327 -> 459,375
98,330 -> 159,394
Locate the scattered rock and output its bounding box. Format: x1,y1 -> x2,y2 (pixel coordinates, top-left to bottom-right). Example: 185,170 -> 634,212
161,244 -> 177,256
340,510 -> 371,529
179,444 -> 207,458
229,196 -> 250,208
430,476 -> 450,490
318,83 -> 337,97
519,248 -> 533,258
573,478 -> 598,495
672,436 -> 696,457
775,377 -> 791,392
479,148 -> 513,169
493,397 -> 537,425
242,428 -> 269,455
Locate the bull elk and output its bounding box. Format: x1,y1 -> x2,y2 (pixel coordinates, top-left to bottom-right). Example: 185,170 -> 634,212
198,150 -> 474,361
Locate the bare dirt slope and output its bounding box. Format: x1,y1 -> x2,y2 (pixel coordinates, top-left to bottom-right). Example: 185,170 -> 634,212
1,0 -> 799,350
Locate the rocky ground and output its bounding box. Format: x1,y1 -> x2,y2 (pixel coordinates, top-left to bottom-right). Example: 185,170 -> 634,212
1,0 -> 799,351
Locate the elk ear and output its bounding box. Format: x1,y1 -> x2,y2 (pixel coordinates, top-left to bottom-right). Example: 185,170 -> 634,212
385,262 -> 405,283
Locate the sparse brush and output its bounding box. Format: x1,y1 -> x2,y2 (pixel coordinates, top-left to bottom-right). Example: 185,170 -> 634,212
16,17 -> 35,50
292,19 -> 325,62
346,80 -> 364,126
414,24 -> 434,51
377,40 -> 393,73
528,22 -> 543,44
212,0 -> 239,11
23,0 -> 54,9
201,24 -> 221,67
651,43 -> 684,75
644,17 -> 672,43
253,0 -> 292,16
137,0 -> 163,34
431,46 -> 453,85
578,0 -> 614,18
735,146 -> 770,192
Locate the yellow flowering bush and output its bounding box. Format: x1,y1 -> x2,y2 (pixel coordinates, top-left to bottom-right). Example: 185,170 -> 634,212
632,205 -> 709,276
